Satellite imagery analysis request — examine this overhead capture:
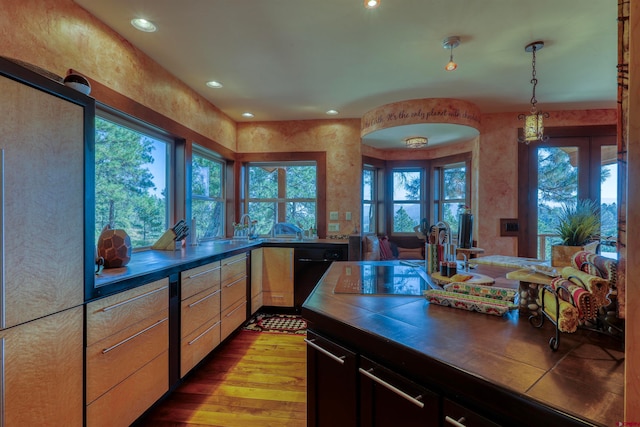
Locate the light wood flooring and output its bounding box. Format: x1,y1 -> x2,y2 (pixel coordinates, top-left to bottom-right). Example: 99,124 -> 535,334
135,330 -> 307,427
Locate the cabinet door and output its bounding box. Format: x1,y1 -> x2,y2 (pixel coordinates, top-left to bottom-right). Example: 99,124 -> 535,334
250,248 -> 263,314
0,74 -> 85,328
263,247 -> 294,306
1,306 -> 83,427
306,331 -> 358,427
359,356 -> 440,427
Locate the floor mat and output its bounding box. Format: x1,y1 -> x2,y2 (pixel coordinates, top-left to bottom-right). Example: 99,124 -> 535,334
244,312 -> 307,334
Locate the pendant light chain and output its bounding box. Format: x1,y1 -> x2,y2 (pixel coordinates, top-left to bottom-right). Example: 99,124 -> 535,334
530,45 -> 539,113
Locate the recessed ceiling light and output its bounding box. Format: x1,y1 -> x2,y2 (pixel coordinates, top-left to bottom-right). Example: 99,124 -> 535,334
242,112 -> 254,118
206,81 -> 223,88
364,0 -> 380,9
131,18 -> 157,32
326,109 -> 339,115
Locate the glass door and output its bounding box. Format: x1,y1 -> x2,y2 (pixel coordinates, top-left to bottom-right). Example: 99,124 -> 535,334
520,128 -> 617,260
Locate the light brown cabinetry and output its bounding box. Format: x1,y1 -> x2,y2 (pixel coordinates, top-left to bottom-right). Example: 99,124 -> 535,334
1,306 -> 84,427
250,248 -> 264,314
180,261 -> 222,377
86,279 -> 169,427
220,253 -> 248,340
0,59 -> 91,427
262,247 -> 294,307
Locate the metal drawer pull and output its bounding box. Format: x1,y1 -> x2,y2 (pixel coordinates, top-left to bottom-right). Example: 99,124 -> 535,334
102,317 -> 168,354
304,339 -> 346,365
187,266 -> 220,279
188,289 -> 221,308
444,416 -> 467,427
359,368 -> 425,409
225,301 -> 246,318
224,256 -> 246,267
225,276 -> 246,287
101,286 -> 168,312
188,320 -> 221,345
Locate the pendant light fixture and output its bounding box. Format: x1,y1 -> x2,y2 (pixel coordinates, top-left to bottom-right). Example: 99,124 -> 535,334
518,41 -> 549,144
443,36 -> 460,71
405,137 -> 428,149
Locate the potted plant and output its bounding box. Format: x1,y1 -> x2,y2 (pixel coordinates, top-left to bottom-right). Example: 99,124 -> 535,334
551,199 -> 601,267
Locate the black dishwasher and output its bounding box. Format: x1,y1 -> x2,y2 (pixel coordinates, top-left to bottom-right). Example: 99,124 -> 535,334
294,246 -> 346,310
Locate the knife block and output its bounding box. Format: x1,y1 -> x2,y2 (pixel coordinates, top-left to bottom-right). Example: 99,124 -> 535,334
151,229 -> 178,250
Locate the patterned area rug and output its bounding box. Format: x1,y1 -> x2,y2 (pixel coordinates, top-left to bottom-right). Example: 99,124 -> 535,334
244,313 -> 307,334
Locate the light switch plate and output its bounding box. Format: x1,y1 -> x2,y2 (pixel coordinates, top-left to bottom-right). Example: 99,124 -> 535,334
329,211 -> 339,220
328,223 -> 340,232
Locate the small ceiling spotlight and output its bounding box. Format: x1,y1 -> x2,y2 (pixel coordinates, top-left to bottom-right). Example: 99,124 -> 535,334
405,136 -> 428,149
442,36 -> 460,71
364,0 -> 380,9
131,18 -> 157,32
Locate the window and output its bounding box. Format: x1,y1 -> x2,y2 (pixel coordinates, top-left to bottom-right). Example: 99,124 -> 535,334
362,166 -> 376,233
391,169 -> 424,233
245,162 -> 317,234
95,109 -> 171,248
433,162 -> 468,238
191,146 -> 225,242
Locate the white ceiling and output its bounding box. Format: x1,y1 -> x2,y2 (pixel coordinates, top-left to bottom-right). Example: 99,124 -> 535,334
73,0 -> 618,149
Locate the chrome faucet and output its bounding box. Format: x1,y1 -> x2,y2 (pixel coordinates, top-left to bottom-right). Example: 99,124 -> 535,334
238,214 -> 254,239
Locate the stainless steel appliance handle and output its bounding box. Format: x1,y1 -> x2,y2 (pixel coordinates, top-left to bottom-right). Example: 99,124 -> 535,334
304,338 -> 346,365
359,367 -> 425,409
298,258 -> 333,262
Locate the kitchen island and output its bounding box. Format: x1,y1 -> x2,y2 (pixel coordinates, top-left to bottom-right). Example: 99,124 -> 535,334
302,261 -> 623,427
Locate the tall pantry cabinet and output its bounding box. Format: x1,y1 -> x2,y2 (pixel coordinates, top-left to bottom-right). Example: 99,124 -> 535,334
0,58 -> 94,426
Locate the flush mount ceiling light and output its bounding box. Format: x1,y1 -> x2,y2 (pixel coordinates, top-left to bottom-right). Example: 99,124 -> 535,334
206,80 -> 223,88
443,36 -> 460,71
242,112 -> 255,118
131,18 -> 157,32
518,41 -> 549,144
364,0 -> 380,9
405,136 -> 428,149
326,109 -> 339,116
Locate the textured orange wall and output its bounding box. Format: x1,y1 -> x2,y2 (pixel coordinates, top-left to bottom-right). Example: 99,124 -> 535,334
0,0 -> 618,251
0,0 -> 236,150
238,119 -> 363,235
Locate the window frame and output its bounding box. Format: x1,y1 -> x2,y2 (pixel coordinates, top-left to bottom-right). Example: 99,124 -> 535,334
189,144 -> 226,242
95,104 -> 174,250
388,165 -> 427,236
432,155 -> 471,238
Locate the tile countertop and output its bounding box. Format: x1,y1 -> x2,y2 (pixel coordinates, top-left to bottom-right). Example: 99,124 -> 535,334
94,237 -> 348,288
302,261 -> 624,427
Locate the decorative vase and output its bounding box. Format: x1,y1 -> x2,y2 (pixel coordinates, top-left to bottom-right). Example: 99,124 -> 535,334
97,224 -> 132,268
63,70 -> 91,95
551,242 -> 599,267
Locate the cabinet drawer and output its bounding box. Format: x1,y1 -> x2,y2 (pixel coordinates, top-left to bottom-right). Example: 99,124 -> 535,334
181,315 -> 221,377
181,286 -> 221,338
181,261 -> 221,300
263,290 -> 293,307
86,310 -> 168,404
221,276 -> 247,309
359,356 -> 440,427
251,292 -> 263,315
443,399 -> 501,427
86,278 -> 168,347
221,253 -> 247,284
86,351 -> 168,427
221,298 -> 247,340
